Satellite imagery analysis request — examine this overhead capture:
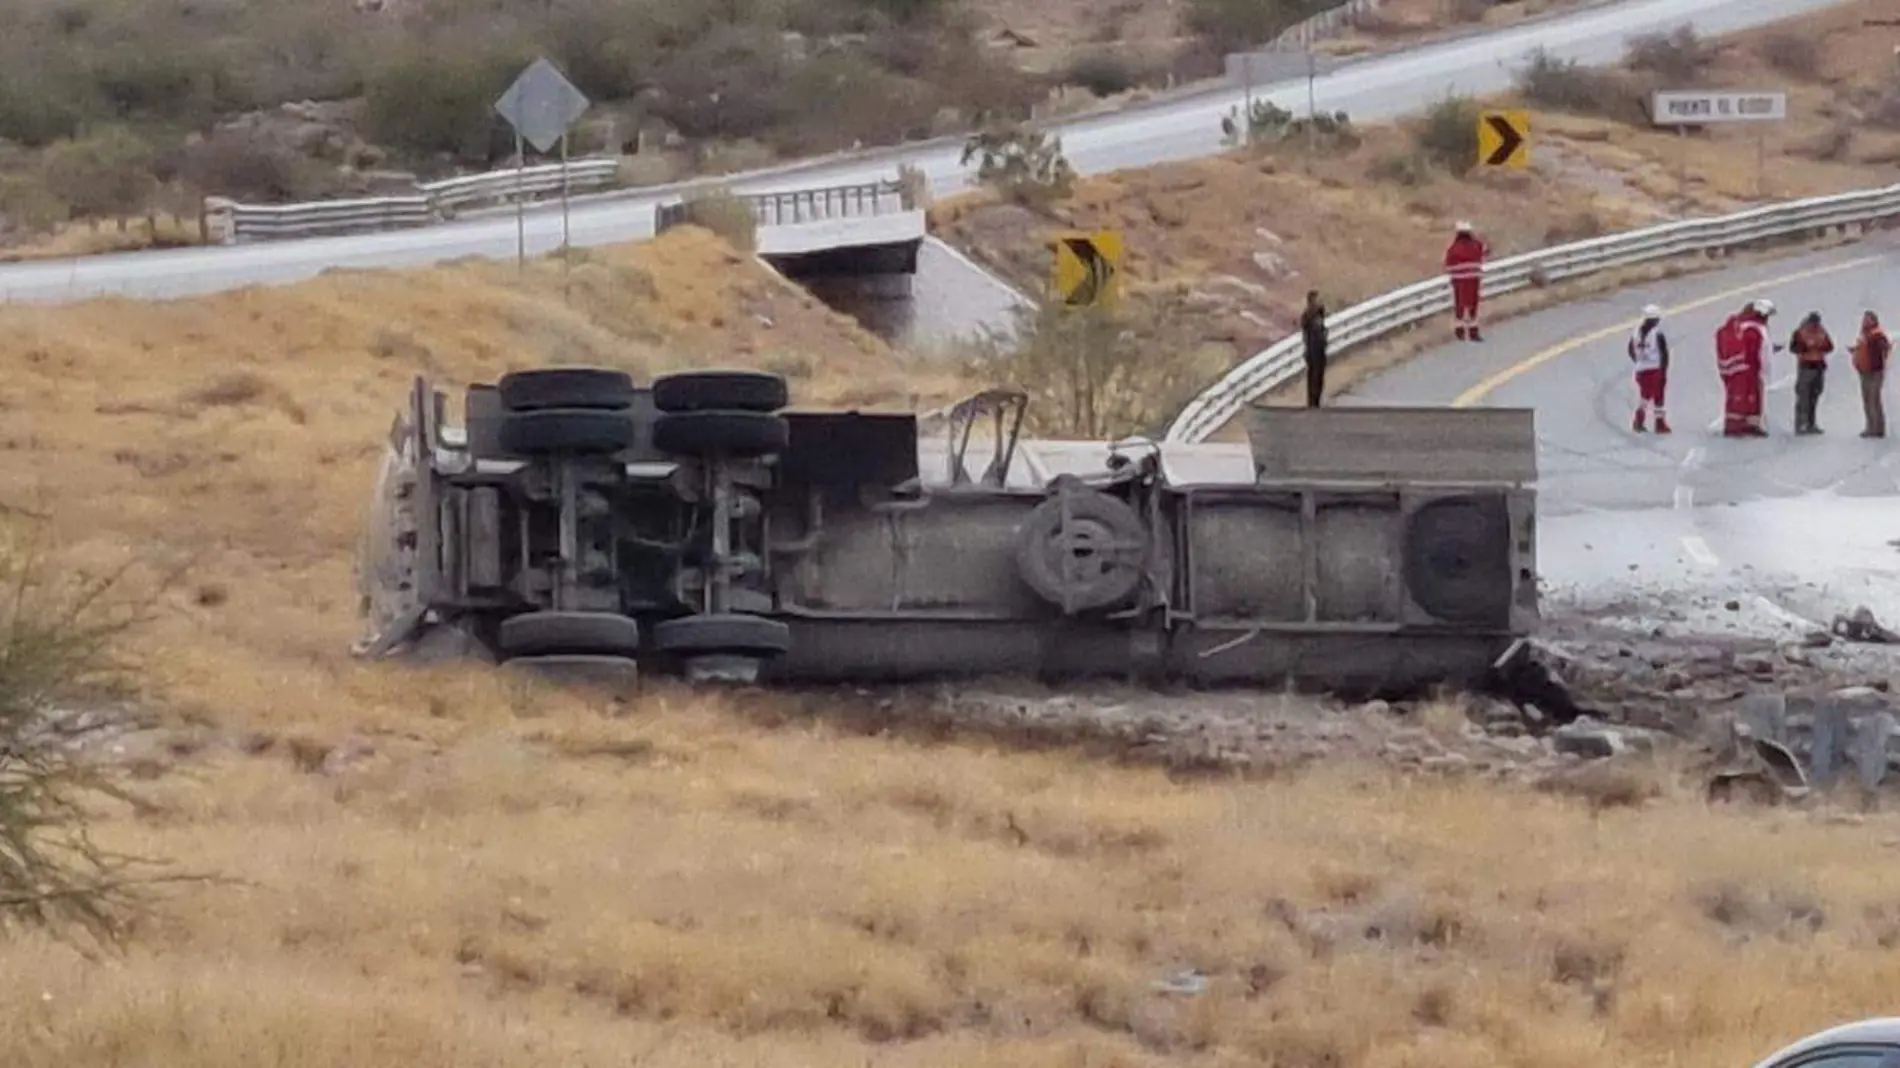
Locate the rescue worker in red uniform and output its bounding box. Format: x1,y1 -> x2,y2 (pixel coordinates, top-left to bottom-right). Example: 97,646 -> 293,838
1718,298 -> 1777,437
1443,221 -> 1488,341
1627,303 -> 1670,433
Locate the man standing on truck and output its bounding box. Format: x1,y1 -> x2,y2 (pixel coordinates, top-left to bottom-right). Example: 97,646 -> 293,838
1852,309 -> 1889,438
1627,303 -> 1671,434
1444,221 -> 1489,342
1300,289 -> 1329,408
1788,310 -> 1834,434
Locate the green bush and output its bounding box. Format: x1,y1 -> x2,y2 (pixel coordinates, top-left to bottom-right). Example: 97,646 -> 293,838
1413,94 -> 1481,174
647,26 -> 795,142
40,127 -> 157,221
1065,53 -> 1141,98
0,74 -> 88,148
364,46 -> 523,163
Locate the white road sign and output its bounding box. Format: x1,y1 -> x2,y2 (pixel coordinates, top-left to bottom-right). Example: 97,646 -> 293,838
1649,89 -> 1787,125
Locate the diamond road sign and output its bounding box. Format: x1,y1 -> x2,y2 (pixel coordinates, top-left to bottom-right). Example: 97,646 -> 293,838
494,57 -> 591,153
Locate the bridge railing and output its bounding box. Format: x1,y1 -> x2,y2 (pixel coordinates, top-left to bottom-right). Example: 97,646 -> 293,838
1162,183 -> 1900,444
203,157 -> 623,244
653,176 -> 918,235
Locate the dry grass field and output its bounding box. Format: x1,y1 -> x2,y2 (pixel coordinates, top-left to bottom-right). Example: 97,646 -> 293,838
0,218 -> 1895,1065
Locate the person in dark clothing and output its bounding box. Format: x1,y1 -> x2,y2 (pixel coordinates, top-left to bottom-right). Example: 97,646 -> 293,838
1788,311 -> 1834,434
1300,289 -> 1329,408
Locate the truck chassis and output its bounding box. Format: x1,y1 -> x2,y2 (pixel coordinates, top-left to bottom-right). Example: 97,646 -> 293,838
356,367 -> 1539,695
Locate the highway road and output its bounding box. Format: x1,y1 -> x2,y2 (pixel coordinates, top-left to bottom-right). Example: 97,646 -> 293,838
0,0 -> 1853,305
1341,237 -> 1900,638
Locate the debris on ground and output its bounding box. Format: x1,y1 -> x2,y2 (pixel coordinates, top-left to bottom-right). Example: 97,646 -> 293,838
1833,605 -> 1900,644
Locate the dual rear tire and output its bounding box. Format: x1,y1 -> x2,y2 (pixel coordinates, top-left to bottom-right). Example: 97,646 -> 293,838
491,368 -> 796,687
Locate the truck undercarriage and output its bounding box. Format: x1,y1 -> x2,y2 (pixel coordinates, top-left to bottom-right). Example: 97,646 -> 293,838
356,367 -> 1539,695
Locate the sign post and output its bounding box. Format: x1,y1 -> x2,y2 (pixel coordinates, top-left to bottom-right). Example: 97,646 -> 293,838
493,57 -> 593,278
1648,89 -> 1787,207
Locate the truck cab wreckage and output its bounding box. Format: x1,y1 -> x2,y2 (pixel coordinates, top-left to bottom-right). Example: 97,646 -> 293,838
356,367 -> 1540,693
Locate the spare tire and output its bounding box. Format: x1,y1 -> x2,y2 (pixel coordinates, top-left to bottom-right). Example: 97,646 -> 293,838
652,371 -> 788,413
1403,496 -> 1511,627
498,367 -> 635,411
1014,478 -> 1149,614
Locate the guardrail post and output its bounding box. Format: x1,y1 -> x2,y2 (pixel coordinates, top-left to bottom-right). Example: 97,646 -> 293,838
203,197 -> 238,245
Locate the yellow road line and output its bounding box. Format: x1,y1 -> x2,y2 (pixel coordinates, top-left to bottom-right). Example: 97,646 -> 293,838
1450,254 -> 1886,407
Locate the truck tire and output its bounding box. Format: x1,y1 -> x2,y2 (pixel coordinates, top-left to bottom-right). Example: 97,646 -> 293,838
652,410 -> 788,459
499,611 -> 642,658
498,368 -> 635,411
653,613 -> 792,657
503,654 -> 640,689
498,408 -> 635,455
1014,481 -> 1148,614
651,371 -> 788,413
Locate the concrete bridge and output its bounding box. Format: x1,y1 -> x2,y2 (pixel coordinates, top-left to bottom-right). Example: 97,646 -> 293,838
653,176 -> 928,325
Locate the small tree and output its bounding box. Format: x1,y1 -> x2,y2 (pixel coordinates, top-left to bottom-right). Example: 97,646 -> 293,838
961,293 -> 1219,440
960,123 -> 1076,209
673,186 -> 758,252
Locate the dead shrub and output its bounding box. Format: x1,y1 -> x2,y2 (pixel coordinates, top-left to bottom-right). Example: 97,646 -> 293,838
1693,880 -> 1827,939
1517,48 -> 1647,123
1543,209 -> 1607,244
1625,26 -> 1717,84
170,134 -> 336,203
1757,30 -> 1821,80
180,371 -> 271,410
1797,123 -> 1854,162
674,187 -> 759,254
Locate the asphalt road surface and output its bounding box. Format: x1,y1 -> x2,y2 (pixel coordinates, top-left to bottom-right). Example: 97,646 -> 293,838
0,0 -> 1853,305
1341,238 -> 1900,636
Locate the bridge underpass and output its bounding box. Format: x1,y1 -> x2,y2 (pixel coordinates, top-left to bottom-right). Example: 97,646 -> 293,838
655,177 -> 1028,354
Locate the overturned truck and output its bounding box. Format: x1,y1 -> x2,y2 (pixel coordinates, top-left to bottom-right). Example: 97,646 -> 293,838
356,367 -> 1539,693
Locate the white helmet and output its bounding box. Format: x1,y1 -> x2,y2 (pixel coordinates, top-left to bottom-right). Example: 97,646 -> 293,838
1751,298 -> 1776,317
1641,303 -> 1662,320
1455,220 -> 1473,232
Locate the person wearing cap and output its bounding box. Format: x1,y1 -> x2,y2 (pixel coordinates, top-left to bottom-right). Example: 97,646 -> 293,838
1442,221 -> 1489,342
1626,303 -> 1671,433
1718,298 -> 1776,437
1787,310 -> 1835,434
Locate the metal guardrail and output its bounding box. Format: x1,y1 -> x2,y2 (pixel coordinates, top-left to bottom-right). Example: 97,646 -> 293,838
653,177 -> 915,235
1163,184 -> 1900,444
1273,0 -> 1383,48
204,158 -> 622,244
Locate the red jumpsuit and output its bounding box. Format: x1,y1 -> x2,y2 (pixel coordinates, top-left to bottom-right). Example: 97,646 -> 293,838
1719,312 -> 1769,436
1444,232 -> 1488,340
